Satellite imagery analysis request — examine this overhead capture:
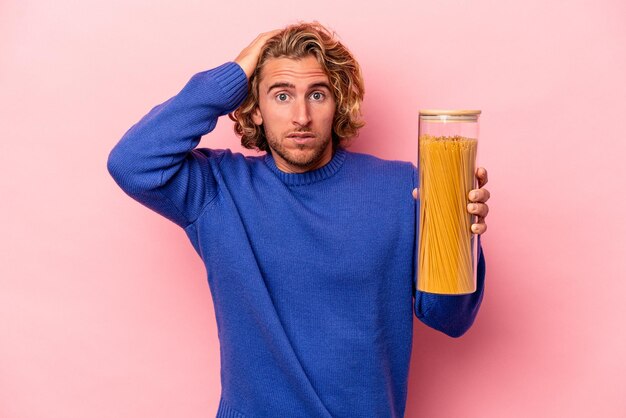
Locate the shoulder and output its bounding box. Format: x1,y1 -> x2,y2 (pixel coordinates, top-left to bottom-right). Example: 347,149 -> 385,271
194,148 -> 263,162
342,149 -> 417,189
343,149 -> 416,176
193,147 -> 266,171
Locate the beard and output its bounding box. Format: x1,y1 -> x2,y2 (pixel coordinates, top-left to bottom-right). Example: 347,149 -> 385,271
266,130 -> 333,170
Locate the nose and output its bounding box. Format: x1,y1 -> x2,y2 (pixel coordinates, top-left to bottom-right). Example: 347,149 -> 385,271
292,98 -> 312,127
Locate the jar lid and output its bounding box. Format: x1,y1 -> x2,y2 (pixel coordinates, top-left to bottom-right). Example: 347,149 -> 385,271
419,109 -> 481,116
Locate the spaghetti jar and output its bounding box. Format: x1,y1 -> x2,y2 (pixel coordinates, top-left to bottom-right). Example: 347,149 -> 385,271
417,110 -> 481,294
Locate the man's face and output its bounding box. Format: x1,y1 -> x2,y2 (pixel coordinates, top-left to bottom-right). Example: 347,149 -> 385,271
252,55 -> 336,173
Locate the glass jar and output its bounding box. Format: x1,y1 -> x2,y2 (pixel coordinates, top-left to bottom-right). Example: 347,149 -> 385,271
417,110 -> 481,294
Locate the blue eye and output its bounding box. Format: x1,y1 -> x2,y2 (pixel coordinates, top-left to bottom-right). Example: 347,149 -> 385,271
277,93 -> 288,101
311,92 -> 324,100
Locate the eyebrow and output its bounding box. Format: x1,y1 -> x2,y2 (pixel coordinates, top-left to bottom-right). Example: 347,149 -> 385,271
267,81 -> 332,94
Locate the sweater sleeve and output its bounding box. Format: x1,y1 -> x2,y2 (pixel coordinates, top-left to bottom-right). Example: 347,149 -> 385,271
414,236 -> 486,338
411,164 -> 486,338
106,62 -> 248,228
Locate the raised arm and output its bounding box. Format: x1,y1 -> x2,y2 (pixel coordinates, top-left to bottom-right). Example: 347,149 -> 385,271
106,62 -> 247,228
107,30 -> 281,228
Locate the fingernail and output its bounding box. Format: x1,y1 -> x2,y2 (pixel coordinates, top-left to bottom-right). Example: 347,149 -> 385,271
471,191 -> 478,200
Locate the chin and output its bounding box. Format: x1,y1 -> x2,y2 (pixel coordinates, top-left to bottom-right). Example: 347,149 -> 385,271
286,150 -> 320,165
288,155 -> 316,167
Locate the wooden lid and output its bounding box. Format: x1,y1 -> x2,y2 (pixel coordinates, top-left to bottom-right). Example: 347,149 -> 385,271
419,109 -> 481,116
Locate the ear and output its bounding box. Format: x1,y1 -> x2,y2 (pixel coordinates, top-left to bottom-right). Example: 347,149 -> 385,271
252,106 -> 263,126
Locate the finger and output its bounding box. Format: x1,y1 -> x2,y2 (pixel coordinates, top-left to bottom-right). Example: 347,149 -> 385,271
476,167 -> 488,188
468,188 -> 491,203
254,29 -> 281,39
235,30 -> 284,77
471,217 -> 487,235
412,188 -> 419,200
259,29 -> 283,41
257,30 -> 281,43
467,202 -> 489,218
262,29 -> 283,36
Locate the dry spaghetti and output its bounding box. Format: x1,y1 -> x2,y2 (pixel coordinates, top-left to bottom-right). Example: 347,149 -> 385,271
418,134 -> 478,294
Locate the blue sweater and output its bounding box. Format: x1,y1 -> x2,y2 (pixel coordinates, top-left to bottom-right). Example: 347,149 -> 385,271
107,62 -> 486,418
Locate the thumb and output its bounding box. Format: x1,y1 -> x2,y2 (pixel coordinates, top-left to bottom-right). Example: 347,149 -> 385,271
412,188 -> 419,200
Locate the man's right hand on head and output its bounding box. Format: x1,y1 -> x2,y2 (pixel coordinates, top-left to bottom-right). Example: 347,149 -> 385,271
234,29 -> 282,79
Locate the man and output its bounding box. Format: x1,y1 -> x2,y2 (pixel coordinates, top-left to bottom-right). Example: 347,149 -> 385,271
107,21 -> 490,418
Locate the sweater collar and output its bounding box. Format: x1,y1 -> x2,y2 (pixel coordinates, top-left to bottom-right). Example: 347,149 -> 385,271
264,146 -> 347,186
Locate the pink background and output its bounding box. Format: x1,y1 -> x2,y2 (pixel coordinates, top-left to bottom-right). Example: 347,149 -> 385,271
1,1 -> 625,417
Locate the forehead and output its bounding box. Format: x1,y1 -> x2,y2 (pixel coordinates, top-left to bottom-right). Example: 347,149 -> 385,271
258,56 -> 329,86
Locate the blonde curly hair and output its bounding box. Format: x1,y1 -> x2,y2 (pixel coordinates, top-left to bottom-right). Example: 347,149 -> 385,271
228,21 -> 366,152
